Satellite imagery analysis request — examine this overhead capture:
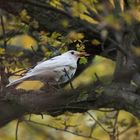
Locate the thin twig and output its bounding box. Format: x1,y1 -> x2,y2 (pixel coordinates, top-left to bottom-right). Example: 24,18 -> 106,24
117,124 -> 136,136
10,68 -> 27,76
63,68 -> 74,89
94,73 -> 100,81
24,119 -> 99,140
116,126 -> 119,140
15,119 -> 20,140
12,74 -> 24,77
5,24 -> 27,43
89,123 -> 95,137
0,16 -> 7,49
31,46 -> 41,58
110,111 -> 119,140
96,109 -> 116,112
107,37 -> 128,57
112,111 -> 119,133
28,114 -> 32,121
40,113 -> 44,119
86,111 -> 111,134
94,73 -> 102,84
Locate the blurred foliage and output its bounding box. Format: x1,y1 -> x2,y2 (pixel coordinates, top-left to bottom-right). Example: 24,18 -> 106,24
72,56 -> 115,88
1,0 -> 140,140
0,110 -> 139,140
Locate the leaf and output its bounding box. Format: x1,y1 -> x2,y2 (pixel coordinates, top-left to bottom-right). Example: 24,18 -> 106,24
30,20 -> 39,29
76,44 -> 85,52
104,14 -> 121,30
51,32 -> 61,39
80,14 -> 99,24
101,30 -> 108,39
0,48 -> 5,55
120,0 -> 125,11
67,31 -> 84,40
71,1 -> 87,16
95,87 -> 104,94
19,9 -> 31,22
92,39 -> 101,45
79,57 -> 88,64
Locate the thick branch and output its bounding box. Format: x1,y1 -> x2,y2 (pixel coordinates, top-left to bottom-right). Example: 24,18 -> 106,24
0,82 -> 139,127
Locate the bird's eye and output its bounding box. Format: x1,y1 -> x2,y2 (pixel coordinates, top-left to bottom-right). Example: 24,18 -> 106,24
71,51 -> 74,55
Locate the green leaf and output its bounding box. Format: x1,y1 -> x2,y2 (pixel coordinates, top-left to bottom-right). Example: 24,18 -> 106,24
51,32 -> 61,39
79,57 -> 88,64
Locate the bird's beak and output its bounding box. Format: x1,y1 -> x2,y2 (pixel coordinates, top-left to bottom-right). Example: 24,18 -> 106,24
78,52 -> 90,57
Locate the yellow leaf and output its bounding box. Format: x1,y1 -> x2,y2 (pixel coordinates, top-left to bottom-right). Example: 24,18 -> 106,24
76,44 -> 85,51
120,0 -> 124,11
67,31 -> 84,40
19,9 -> 31,22
0,48 -> 5,54
129,9 -> 140,22
92,39 -> 101,45
80,14 -> 98,24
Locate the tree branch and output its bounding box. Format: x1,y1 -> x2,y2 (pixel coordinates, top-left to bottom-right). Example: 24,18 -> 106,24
0,82 -> 140,127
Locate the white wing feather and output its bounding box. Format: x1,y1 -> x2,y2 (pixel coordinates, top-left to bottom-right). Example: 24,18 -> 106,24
28,55 -> 71,74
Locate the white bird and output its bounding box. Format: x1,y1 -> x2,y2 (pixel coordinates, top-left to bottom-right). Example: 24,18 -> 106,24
6,50 -> 89,87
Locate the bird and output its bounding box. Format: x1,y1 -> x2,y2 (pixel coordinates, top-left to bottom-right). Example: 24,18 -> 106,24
6,50 -> 89,87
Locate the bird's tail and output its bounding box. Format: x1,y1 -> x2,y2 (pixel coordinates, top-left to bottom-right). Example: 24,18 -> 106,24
6,75 -> 31,87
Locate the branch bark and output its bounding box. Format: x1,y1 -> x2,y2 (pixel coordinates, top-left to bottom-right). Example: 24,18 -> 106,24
0,82 -> 140,127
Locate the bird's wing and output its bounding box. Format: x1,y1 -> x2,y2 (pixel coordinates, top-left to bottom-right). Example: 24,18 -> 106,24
27,55 -> 74,75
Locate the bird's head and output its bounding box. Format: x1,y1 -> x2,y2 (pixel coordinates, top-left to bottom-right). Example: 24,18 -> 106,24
63,50 -> 90,61
68,50 -> 90,57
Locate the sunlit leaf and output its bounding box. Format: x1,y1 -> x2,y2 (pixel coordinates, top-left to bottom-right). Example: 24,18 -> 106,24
80,14 -> 99,24
121,12 -> 132,25
104,14 -> 121,30
67,31 -> 84,40
0,48 -> 5,55
92,39 -> 101,45
76,44 -> 85,51
79,57 -> 88,64
71,1 -> 87,16
50,0 -> 62,9
61,19 -> 69,28
9,34 -> 37,50
19,9 -> 31,22
51,32 -> 61,39
108,0 -> 115,7
101,30 -> 108,39
129,9 -> 140,22
120,0 -> 124,11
